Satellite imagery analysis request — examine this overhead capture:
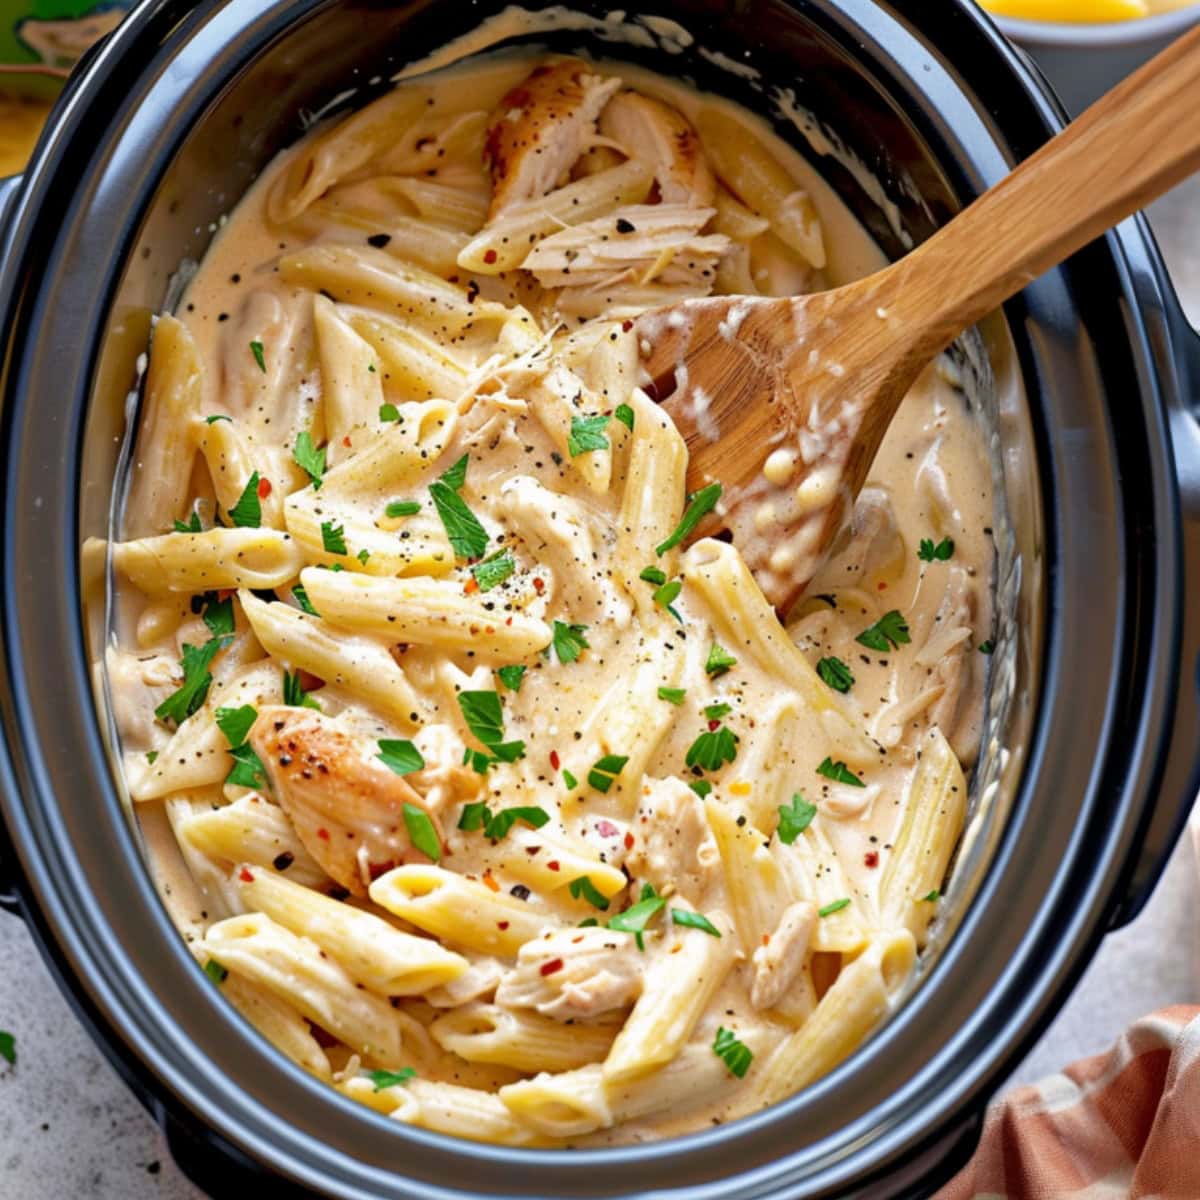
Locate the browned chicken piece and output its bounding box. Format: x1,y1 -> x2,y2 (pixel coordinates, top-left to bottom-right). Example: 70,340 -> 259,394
494,926 -> 643,1021
248,705 -> 446,898
484,59 -> 621,219
597,91 -> 716,207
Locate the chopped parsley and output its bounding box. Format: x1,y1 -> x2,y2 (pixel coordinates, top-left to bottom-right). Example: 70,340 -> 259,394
686,727 -> 739,772
356,549 -> 371,565
776,793 -> 817,844
816,656 -> 854,693
203,959 -> 228,985
402,803 -> 441,862
386,500 -> 421,518
292,585 -> 318,616
145,751 -> 159,765
472,550 -> 515,592
204,414 -> 231,425
229,472 -> 262,529
379,403 -> 401,423
568,876 -> 610,910
201,594 -> 235,638
551,621 -> 590,664
922,889 -> 941,902
713,1026 -> 753,1077
608,883 -> 666,950
671,909 -> 721,937
0,1031 -> 15,1065
429,480 -> 488,560
439,454 -> 469,490
856,610 -> 910,653
249,340 -> 266,372
457,802 -> 490,832
918,536 -> 955,562
174,510 -> 202,534
704,703 -> 732,720
587,754 -> 629,793
567,413 -> 610,456
656,483 -> 722,555
979,640 -> 995,655
292,431 -> 326,490
657,686 -> 686,705
155,638 -> 229,725
457,690 -> 525,769
282,670 -> 320,710
365,1067 -> 416,1091
378,739 -> 425,776
320,520 -> 347,556
817,757 -> 865,787
215,704 -> 257,749
705,642 -> 737,677
818,898 -> 851,917
689,779 -> 713,797
458,802 -> 549,840
226,743 -> 268,790
652,579 -> 682,621
496,665 -> 526,692
562,768 -> 579,789
614,403 -> 635,432
639,565 -> 667,586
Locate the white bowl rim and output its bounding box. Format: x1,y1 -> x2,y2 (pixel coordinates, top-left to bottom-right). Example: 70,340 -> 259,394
994,4 -> 1200,47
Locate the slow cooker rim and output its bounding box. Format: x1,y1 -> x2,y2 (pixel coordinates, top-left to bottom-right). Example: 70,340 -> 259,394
0,0 -> 1191,1196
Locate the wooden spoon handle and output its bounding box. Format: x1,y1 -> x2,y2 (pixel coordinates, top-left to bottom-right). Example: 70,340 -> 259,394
879,22 -> 1200,366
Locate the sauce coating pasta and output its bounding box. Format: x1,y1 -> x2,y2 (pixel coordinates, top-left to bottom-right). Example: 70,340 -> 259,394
98,51 -> 996,1145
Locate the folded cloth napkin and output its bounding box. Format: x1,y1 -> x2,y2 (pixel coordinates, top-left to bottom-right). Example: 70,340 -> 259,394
937,1005 -> 1200,1199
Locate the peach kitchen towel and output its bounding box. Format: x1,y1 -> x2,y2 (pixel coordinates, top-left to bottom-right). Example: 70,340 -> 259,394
936,1005 -> 1200,1199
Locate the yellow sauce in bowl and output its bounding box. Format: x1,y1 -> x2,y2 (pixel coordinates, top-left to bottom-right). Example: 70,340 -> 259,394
980,0 -> 1197,21
0,92 -> 53,176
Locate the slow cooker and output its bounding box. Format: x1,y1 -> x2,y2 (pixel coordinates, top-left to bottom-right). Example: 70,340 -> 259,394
1,1 -> 1198,1196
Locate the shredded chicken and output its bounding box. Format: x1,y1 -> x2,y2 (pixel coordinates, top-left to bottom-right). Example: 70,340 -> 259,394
484,60 -> 621,219
495,926 -> 643,1021
925,566 -> 980,761
522,204 -> 728,295
597,91 -> 715,206
106,647 -> 180,750
626,776 -> 720,902
751,901 -> 816,1011
812,486 -> 904,589
248,706 -> 465,897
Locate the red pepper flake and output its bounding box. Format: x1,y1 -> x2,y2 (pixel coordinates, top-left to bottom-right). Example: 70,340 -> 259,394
864,851 -> 880,868
297,669 -> 325,692
257,476 -> 272,499
482,871 -> 500,892
483,249 -> 498,265
549,750 -> 561,770
624,831 -> 635,850
316,827 -> 330,841
708,719 -> 721,732
532,576 -> 545,594
342,435 -> 352,448
877,581 -> 888,590
595,819 -> 619,837
547,860 -> 561,872
762,934 -> 770,946
463,577 -> 479,595
505,616 -> 513,626
621,319 -> 633,332
239,867 -> 255,883
497,920 -> 510,930
539,957 -> 564,976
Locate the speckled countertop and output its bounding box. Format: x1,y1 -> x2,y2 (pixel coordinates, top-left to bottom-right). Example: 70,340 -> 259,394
0,176 -> 1197,1200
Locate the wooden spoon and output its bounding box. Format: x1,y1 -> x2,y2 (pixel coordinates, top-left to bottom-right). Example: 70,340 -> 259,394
637,24 -> 1200,613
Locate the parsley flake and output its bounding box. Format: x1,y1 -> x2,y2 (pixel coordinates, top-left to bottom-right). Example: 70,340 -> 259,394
713,1026 -> 753,1077
174,510 -> 202,534
562,768 -> 579,789
201,595 -> 235,639
918,536 -> 955,562
203,959 -> 228,985
496,665 -> 526,692
686,727 -> 739,771
639,565 -> 667,586
282,670 -> 320,710
856,610 -> 910,652
922,889 -> 941,902
816,656 -> 854,693
379,403 -> 400,423
657,686 -> 686,705
226,743 -> 268,790
440,454 -> 469,489
429,480 -> 488,559
979,640 -> 995,655
567,413 -> 610,457
386,500 -> 421,518
652,579 -> 683,621
402,803 -> 441,861
614,403 -> 635,431
204,414 -> 231,425
215,704 -> 257,749
671,909 -> 721,936
365,1067 -> 416,1091
472,550 -> 515,592
292,431 -> 327,490
817,757 -> 865,787
292,585 -> 318,616
689,779 -> 713,797
776,794 -> 817,844
818,898 -> 851,917
705,642 -> 737,677
552,621 -> 590,664
608,884 -> 666,950
656,483 -> 722,555
320,520 -> 347,556
249,340 -> 266,372
587,754 -> 629,793
0,1031 -> 15,1065
155,638 -> 228,725
229,472 -> 262,528
568,876 -> 611,910
378,739 -> 425,776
